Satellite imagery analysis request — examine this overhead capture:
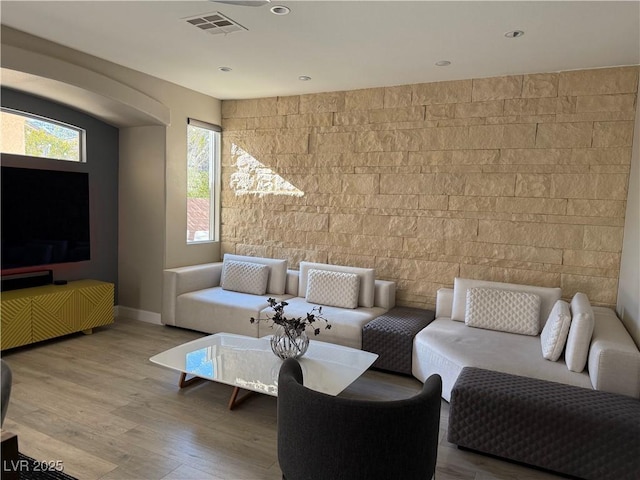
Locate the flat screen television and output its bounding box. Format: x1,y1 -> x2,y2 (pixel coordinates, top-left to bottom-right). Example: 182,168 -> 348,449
1,166 -> 90,270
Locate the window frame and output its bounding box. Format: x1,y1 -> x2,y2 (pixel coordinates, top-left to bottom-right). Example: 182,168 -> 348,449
186,118 -> 221,245
0,107 -> 86,163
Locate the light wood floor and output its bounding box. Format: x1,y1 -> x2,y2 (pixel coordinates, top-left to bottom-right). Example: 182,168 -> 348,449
1,317 -> 566,480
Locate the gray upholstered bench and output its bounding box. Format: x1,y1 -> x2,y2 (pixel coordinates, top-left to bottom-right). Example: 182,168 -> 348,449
362,306 -> 435,375
448,367 -> 640,480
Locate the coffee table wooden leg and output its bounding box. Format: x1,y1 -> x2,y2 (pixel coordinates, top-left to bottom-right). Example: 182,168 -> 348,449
178,372 -> 205,388
228,386 -> 257,410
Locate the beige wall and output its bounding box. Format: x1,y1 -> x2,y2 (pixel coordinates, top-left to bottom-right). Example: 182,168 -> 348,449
119,127 -> 166,312
2,27 -> 223,314
617,76 -> 640,347
221,67 -> 638,309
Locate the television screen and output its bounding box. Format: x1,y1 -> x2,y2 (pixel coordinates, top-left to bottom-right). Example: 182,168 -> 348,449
1,166 -> 90,270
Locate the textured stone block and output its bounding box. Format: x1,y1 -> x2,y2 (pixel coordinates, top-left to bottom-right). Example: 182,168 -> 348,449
592,121 -> 635,147
495,197 -> 567,215
222,100 -> 237,118
315,132 -> 355,153
551,174 -> 628,200
504,97 -> 575,115
443,218 -> 478,240
455,101 -> 504,118
522,73 -> 558,98
286,113 -> 333,128
477,220 -> 583,249
583,225 -> 624,252
369,106 -> 425,123
464,173 -> 516,196
345,88 -> 385,111
421,127 -> 469,150
380,173 -> 465,195
341,174 -> 379,194
418,195 -> 449,210
384,85 -> 413,108
356,130 -> 421,152
363,215 -> 417,237
222,118 -> 247,131
558,67 -> 639,96
416,149 -> 500,165
333,112 -> 370,126
413,80 -> 472,105
561,275 -> 618,304
278,95 -> 299,115
246,115 -> 286,130
576,94 -> 636,113
446,241 -> 563,265
425,104 -> 456,119
569,147 -> 632,166
563,250 -> 621,269
271,211 -> 328,232
329,213 -> 364,234
472,76 -> 523,101
468,124 -> 536,149
500,149 -> 563,165
566,199 -> 626,218
299,92 -> 345,113
535,123 -> 593,148
448,196 -> 497,212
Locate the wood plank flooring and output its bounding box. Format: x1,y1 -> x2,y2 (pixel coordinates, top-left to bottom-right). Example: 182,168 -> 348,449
1,317 -> 566,480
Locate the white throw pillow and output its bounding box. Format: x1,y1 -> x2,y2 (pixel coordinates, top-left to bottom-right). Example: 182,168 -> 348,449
220,260 -> 269,296
305,269 -> 360,309
565,293 -> 595,372
465,287 -> 541,336
540,300 -> 572,361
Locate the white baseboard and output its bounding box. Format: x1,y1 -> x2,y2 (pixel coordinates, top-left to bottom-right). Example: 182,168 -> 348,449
115,305 -> 162,325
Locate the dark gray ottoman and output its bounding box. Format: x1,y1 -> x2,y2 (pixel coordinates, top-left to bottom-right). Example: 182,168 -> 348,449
362,306 -> 435,375
448,367 -> 640,480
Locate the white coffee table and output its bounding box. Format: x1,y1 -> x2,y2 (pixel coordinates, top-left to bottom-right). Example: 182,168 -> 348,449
150,333 -> 378,409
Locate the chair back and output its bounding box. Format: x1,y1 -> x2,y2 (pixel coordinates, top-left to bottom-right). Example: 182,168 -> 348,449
277,358 -> 442,480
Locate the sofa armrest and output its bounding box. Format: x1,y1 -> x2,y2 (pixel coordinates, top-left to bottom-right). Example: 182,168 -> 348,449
436,288 -> 454,318
285,269 -> 300,297
374,280 -> 396,310
588,307 -> 640,398
161,263 -> 223,326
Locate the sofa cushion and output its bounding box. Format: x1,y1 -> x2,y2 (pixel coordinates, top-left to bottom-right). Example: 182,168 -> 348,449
299,262 -> 375,308
222,254 -> 288,295
221,260 -> 269,296
565,293 -> 595,373
464,287 -> 541,336
451,277 -> 562,329
306,269 -> 360,309
540,300 -> 572,361
412,318 -> 592,402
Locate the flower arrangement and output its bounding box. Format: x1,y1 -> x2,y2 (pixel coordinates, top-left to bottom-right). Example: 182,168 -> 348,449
250,297 -> 332,337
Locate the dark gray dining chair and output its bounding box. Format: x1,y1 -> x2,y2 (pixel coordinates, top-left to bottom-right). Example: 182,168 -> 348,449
277,358 -> 442,480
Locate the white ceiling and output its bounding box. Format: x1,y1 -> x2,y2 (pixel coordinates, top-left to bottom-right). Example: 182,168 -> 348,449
1,1 -> 639,101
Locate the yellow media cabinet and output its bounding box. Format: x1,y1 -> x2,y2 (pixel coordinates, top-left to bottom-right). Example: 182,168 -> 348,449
1,279 -> 114,350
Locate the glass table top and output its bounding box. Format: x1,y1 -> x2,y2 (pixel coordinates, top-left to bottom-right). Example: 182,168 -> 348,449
150,333 -> 378,397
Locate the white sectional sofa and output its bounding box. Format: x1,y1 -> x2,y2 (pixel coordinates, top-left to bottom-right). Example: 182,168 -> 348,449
412,277 -> 640,401
162,254 -> 396,350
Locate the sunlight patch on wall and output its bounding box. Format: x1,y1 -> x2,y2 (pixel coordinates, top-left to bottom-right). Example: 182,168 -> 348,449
230,143 -> 304,197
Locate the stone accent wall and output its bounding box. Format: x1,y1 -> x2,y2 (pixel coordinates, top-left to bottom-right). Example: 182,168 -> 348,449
221,67 -> 638,309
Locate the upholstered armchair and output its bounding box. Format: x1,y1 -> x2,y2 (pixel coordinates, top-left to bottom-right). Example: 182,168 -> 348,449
277,358 -> 442,480
1,359 -> 12,426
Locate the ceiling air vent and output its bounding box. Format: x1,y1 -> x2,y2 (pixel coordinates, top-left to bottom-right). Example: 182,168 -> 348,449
185,12 -> 247,35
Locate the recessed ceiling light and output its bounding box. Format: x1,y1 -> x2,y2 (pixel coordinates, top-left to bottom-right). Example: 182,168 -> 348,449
504,30 -> 525,38
298,75 -> 311,81
270,5 -> 290,15
218,66 -> 232,72
435,60 -> 451,67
